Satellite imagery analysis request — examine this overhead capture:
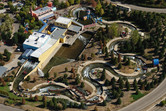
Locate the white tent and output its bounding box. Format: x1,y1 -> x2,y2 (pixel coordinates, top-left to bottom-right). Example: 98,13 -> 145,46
38,68 -> 44,77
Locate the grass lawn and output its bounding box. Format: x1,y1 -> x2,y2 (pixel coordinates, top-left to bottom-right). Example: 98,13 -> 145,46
43,56 -> 69,73
0,82 -> 19,99
131,92 -> 145,101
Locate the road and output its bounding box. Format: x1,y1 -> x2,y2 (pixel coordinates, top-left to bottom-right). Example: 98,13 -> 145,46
0,104 -> 23,111
119,78 -> 166,111
108,1 -> 166,13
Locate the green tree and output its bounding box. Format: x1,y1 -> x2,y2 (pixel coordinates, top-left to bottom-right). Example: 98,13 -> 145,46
75,0 -> 80,4
69,0 -> 74,5
99,8 -> 104,16
108,23 -> 118,38
118,63 -> 122,69
0,53 -> 3,60
131,30 -> 140,45
104,79 -> 110,86
80,82 -> 85,88
95,1 -> 102,14
116,97 -> 121,105
100,68 -> 106,81
26,76 -> 30,81
126,58 -> 131,65
125,80 -> 130,91
66,1 -> 70,7
102,100 -> 107,106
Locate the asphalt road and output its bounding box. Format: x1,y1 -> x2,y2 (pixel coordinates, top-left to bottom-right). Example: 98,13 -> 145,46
0,104 -> 24,111
119,78 -> 166,111
109,1 -> 166,13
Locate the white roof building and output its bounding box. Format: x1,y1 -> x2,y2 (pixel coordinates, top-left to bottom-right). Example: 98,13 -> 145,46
30,38 -> 57,58
23,32 -> 50,50
55,16 -> 72,25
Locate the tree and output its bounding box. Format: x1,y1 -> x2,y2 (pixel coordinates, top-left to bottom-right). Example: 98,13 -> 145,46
94,106 -> 98,111
43,100 -> 47,108
126,58 -> 131,65
131,30 -> 140,45
102,100 -> 107,106
84,54 -> 87,61
75,76 -> 80,85
110,77 -> 116,85
116,97 -> 121,105
111,50 -> 115,60
80,102 -> 85,109
95,1 -> 102,14
49,100 -> 54,108
118,63 -> 122,69
0,53 -> 3,60
42,95 -> 46,102
29,94 -> 33,101
26,76 -> 30,81
125,80 -> 130,91
65,67 -> 68,72
33,77 -> 36,83
104,79 -> 110,86
99,8 -> 104,16
34,95 -> 38,101
75,0 -> 80,4
54,72 -> 57,78
91,53 -> 95,59
91,0 -> 97,8
118,54 -> 121,63
80,82 -> 85,88
100,68 -> 106,81
133,79 -> 138,90
108,23 -> 119,38
123,56 -> 127,62
69,0 -> 74,5
136,89 -> 139,95
66,1 -> 70,7
22,98 -> 25,105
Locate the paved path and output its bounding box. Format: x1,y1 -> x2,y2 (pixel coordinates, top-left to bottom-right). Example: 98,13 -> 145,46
0,104 -> 23,111
119,78 -> 166,111
109,1 -> 166,13
4,53 -> 21,70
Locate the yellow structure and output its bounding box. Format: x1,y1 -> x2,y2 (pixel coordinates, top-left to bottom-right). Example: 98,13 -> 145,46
54,16 -> 72,28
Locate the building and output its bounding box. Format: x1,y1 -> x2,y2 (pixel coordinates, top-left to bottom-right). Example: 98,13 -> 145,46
23,32 -> 50,50
30,2 -> 56,20
0,66 -> 7,77
22,16 -> 84,79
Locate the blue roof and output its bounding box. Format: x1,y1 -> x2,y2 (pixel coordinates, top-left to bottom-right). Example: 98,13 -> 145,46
153,59 -> 159,65
0,66 -> 7,77
38,20 -> 47,33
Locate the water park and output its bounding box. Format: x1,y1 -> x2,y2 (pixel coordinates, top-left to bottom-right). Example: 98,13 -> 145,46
1,1 -> 165,111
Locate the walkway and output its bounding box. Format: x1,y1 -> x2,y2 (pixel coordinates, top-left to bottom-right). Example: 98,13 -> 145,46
0,104 -> 23,111
109,1 -> 166,13
119,78 -> 166,111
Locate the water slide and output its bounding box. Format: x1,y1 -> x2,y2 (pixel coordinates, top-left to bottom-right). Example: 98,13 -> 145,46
38,20 -> 48,33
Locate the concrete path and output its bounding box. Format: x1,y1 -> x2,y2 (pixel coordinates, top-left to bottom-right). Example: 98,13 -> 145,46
4,53 -> 21,70
0,104 -> 23,111
119,78 -> 166,111
108,1 -> 166,13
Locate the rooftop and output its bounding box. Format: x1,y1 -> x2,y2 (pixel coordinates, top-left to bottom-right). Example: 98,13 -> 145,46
68,25 -> 81,33
51,27 -> 66,40
23,32 -> 50,49
30,38 -> 57,58
55,16 -> 72,25
33,6 -> 52,15
0,66 -> 7,77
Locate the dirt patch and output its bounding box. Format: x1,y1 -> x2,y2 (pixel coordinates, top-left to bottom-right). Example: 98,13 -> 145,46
21,105 -> 49,111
